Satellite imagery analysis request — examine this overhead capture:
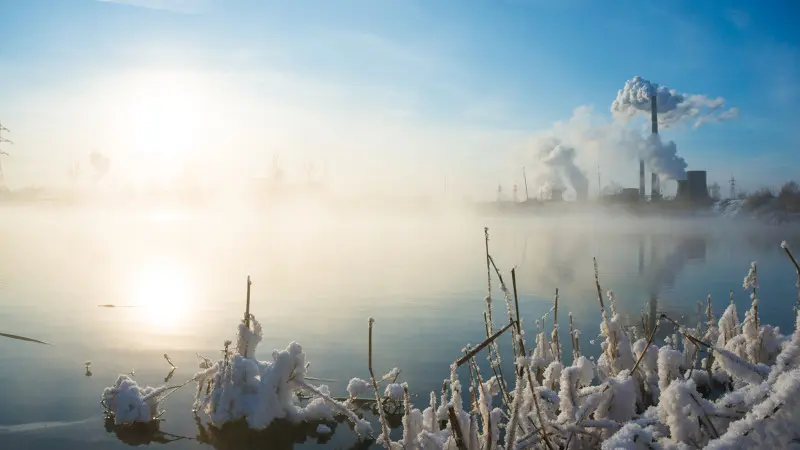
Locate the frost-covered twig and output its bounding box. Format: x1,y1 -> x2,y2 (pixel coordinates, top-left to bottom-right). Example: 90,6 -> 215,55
456,321 -> 516,368
367,318 -> 391,448
632,317 -> 659,375
447,405 -> 468,450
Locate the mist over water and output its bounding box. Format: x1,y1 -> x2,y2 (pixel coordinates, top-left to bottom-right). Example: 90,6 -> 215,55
1,204 -> 798,449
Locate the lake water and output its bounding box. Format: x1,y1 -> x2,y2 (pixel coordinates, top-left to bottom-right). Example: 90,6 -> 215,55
1,205 -> 799,449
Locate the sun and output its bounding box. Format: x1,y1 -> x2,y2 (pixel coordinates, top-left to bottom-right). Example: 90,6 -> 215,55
132,265 -> 192,329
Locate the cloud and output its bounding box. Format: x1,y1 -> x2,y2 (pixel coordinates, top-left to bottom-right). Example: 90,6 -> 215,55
725,10 -> 751,31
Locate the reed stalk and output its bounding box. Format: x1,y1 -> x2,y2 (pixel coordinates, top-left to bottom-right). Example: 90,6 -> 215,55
783,242 -> 800,308
456,321 -> 516,368
447,406 -> 468,450
553,289 -> 562,363
632,318 -> 659,374
368,319 -> 391,448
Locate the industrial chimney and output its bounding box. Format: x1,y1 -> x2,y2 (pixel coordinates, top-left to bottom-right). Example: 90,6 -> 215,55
650,95 -> 660,200
639,160 -> 645,201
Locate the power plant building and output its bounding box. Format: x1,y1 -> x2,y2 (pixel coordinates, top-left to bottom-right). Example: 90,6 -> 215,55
676,170 -> 710,203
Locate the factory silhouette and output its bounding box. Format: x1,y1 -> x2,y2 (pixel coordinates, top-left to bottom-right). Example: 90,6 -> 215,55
496,94 -> 711,211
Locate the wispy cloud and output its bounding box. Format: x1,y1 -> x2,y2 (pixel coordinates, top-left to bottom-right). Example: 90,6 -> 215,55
94,0 -> 211,14
725,9 -> 751,31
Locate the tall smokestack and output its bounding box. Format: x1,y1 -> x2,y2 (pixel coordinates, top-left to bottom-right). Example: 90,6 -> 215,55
639,160 -> 645,201
650,95 -> 659,200
651,173 -> 660,200
651,95 -> 658,134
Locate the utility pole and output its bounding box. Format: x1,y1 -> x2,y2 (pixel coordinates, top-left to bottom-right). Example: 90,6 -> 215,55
0,122 -> 13,190
729,175 -> 736,199
522,167 -> 529,201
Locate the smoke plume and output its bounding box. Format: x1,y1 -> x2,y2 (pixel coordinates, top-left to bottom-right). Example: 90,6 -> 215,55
89,151 -> 110,183
519,76 -> 735,194
611,76 -> 738,129
527,135 -> 590,200
615,127 -> 687,180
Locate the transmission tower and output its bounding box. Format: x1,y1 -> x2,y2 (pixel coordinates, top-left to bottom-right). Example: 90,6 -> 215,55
0,122 -> 12,190
729,175 -> 736,199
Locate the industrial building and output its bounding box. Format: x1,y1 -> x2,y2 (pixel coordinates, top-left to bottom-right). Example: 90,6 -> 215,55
675,170 -> 710,204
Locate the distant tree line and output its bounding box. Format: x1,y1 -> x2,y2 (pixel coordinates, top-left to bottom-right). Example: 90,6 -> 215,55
739,181 -> 800,212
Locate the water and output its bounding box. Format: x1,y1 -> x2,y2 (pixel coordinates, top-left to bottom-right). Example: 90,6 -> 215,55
1,205 -> 798,449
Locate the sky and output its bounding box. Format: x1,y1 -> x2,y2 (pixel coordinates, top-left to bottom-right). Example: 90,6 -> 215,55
0,0 -> 798,199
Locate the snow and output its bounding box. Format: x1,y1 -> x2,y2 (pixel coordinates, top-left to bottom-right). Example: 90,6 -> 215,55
99,241 -> 800,449
347,377 -> 370,398
101,375 -> 169,425
104,314 -> 374,438
384,383 -> 405,399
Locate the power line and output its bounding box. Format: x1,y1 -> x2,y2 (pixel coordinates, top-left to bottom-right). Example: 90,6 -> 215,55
0,121 -> 12,190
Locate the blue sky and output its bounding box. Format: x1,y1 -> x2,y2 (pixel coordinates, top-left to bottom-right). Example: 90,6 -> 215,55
0,0 -> 798,197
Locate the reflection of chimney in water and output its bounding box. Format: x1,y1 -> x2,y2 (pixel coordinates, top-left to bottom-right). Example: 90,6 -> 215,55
650,95 -> 659,201
650,235 -> 658,267
638,235 -> 645,275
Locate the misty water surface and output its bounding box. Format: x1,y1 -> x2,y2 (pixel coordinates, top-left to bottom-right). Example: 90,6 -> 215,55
1,205 -> 798,449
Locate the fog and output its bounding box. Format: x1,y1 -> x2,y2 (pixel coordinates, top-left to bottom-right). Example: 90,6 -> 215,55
2,203 -> 796,326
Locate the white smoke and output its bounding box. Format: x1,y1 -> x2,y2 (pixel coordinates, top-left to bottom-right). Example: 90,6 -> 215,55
611,76 -> 738,129
615,127 -> 687,180
519,76 -> 734,194
526,135 -> 590,200
89,150 -> 110,183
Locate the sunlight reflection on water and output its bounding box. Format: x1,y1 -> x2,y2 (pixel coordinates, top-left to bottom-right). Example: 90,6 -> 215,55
1,206 -> 799,449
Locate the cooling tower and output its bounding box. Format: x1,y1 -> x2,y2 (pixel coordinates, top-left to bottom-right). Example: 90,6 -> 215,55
676,179 -> 689,200
676,171 -> 709,203
687,170 -> 709,201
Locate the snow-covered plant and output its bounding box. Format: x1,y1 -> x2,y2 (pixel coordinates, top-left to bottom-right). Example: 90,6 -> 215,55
101,375 -> 171,425
99,236 -> 800,450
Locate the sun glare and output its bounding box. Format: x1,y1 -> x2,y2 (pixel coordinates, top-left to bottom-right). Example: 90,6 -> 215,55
123,71 -> 208,187
132,265 -> 192,329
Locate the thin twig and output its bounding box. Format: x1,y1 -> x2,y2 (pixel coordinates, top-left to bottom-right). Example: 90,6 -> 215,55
483,312 -> 512,408
456,321 -> 516,367
632,319 -> 659,374
244,276 -> 251,328
368,319 -> 391,448
593,257 -> 606,312
553,289 -> 562,363
448,406 -> 468,450
485,227 -> 492,298
525,367 -> 556,450
0,332 -> 51,345
464,345 -> 479,411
